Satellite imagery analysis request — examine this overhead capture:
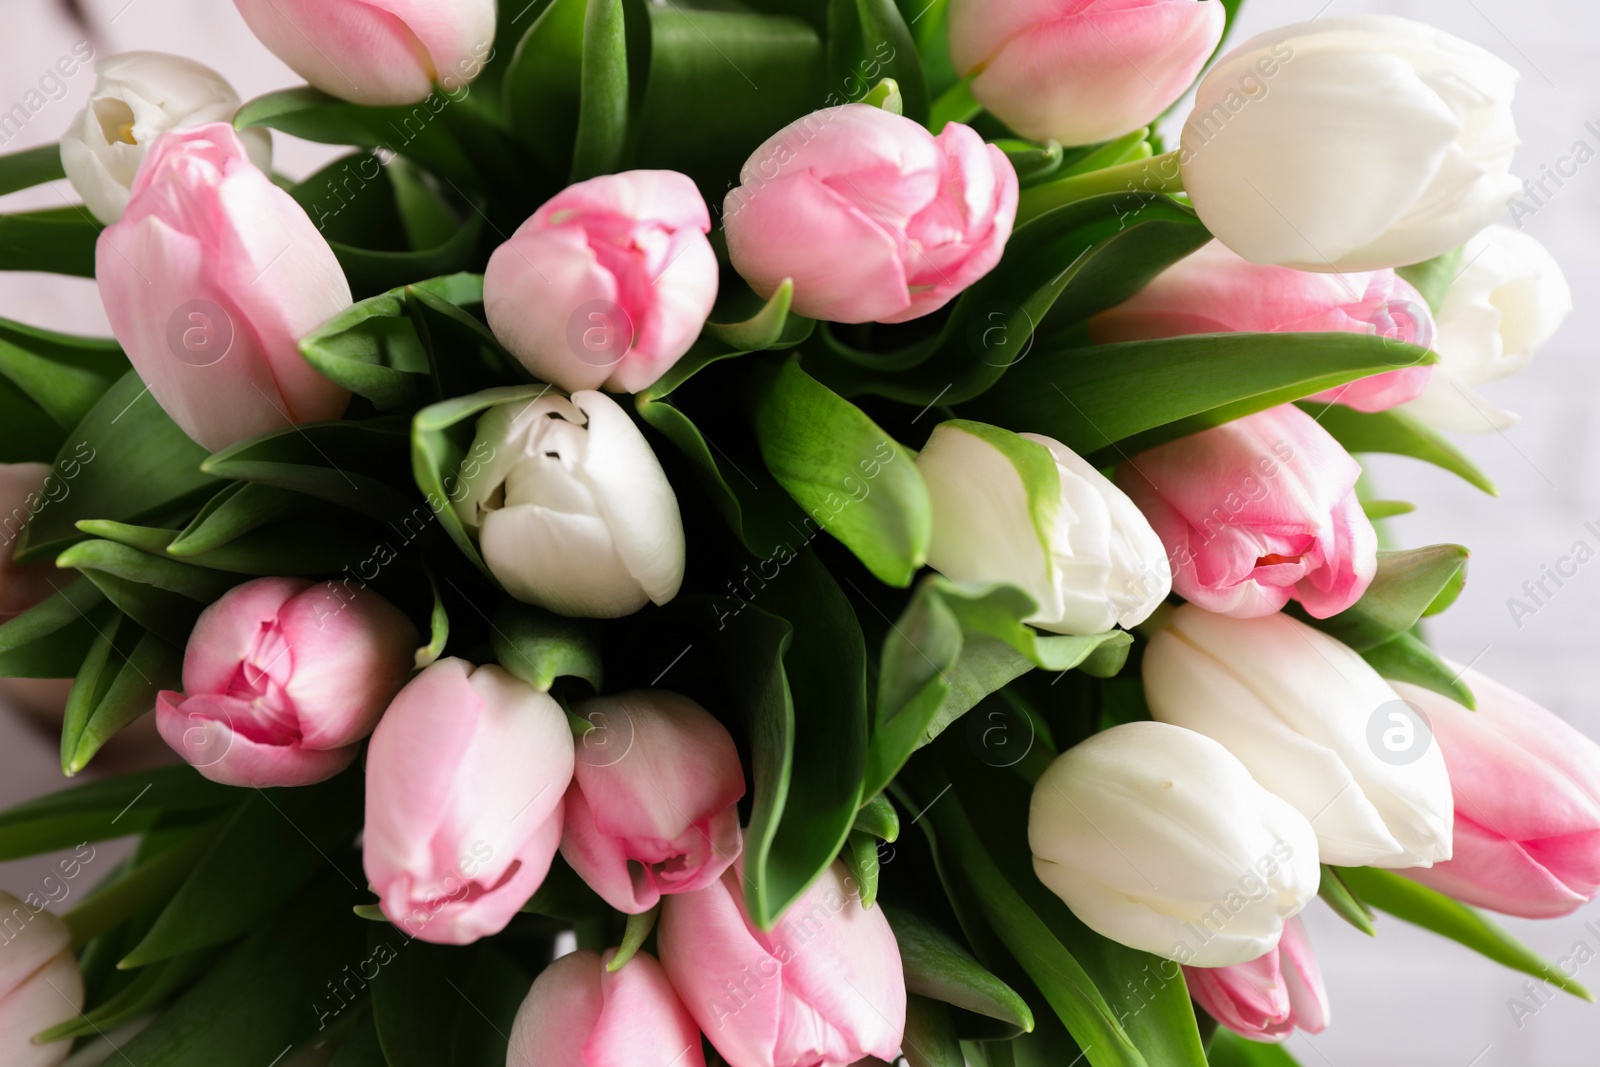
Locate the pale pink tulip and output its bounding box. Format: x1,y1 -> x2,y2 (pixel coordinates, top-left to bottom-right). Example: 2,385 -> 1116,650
724,104 -> 1017,325
1396,672 -> 1600,918
561,690 -> 745,914
1093,241 -> 1437,413
155,577 -> 417,787
0,464 -> 63,621
0,890 -> 83,1067
949,0 -> 1225,145
485,171 -> 718,395
96,123 -> 352,452
1117,406 -> 1376,618
363,658 -> 574,944
1185,917 -> 1330,1042
659,860 -> 905,1067
233,0 -> 496,106
507,950 -> 706,1067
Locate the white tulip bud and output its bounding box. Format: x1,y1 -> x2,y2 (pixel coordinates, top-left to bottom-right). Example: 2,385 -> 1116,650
0,890 -> 83,1067
60,52 -> 271,225
1143,605 -> 1455,869
916,421 -> 1171,635
1400,225 -> 1572,432
456,391 -> 685,619
1180,15 -> 1520,272
1030,721 -> 1320,967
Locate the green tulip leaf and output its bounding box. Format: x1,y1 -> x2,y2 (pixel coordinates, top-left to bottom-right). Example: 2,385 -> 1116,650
1396,247 -> 1464,315
0,205 -> 99,277
0,575 -> 107,678
372,938 -> 529,1067
56,539 -> 239,646
0,763 -> 234,861
60,618 -> 181,776
1361,631 -> 1475,710
203,418 -> 419,524
902,995 -> 966,1067
0,143 -> 66,198
0,317 -> 127,432
490,600 -> 603,692
843,829 -> 883,909
1317,864 -> 1377,938
1298,545 -> 1469,652
885,905 -> 1035,1035
504,0 -> 589,179
571,0 -> 630,180
1208,1032 -> 1304,1067
1298,401 -> 1496,496
828,0 -> 929,124
853,792 -> 900,841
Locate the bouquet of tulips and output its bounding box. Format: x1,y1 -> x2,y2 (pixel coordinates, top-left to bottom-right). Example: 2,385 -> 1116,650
0,0 -> 1590,1064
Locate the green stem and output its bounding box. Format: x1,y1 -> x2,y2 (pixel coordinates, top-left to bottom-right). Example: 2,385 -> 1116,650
606,905 -> 660,972
1016,149 -> 1184,226
928,77 -> 981,132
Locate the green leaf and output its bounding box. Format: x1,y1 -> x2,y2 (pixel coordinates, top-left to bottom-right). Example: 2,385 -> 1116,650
55,539 -> 238,645
168,483 -> 306,557
572,0 -> 631,180
0,317 -> 127,431
700,279 -> 812,356
202,418 -> 418,523
0,576 -> 107,678
828,0 -> 930,124
1317,864 -> 1377,937
0,764 -> 234,861
903,995 -> 966,1067
1361,631 -> 1475,710
60,823 -> 223,948
853,792 -> 900,841
1301,545 -> 1469,652
417,565 -> 450,669
491,601 -> 603,692
37,948 -> 214,1042
844,830 -> 883,908
0,205 -> 99,276
0,143 -> 66,198
504,0 -> 588,179
1397,247 -> 1464,315
1337,866 -> 1594,1002
886,905 -> 1035,1035
1207,1032 -> 1304,1067
1298,402 -> 1496,496
372,938 -> 530,1067
1362,499 -> 1415,520
61,620 -> 181,775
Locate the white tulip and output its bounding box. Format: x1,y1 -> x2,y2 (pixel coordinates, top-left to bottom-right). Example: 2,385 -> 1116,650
1180,15 -> 1520,272
1143,605 -> 1454,868
916,421 -> 1171,635
0,890 -> 83,1067
60,52 -> 271,225
1030,721 -> 1320,967
456,391 -> 685,618
1400,225 -> 1572,432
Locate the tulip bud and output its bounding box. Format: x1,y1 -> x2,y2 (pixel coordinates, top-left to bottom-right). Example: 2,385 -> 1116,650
1030,721 -> 1320,968
950,0 -> 1225,146
154,577 -> 418,787
561,690 -> 744,914
1180,15 -> 1521,272
484,171 -> 718,394
233,0 -> 496,106
1184,916 -> 1330,1042
724,104 -> 1018,324
1143,605 -> 1454,868
1395,671 -> 1600,918
455,390 -> 685,619
0,464 -> 63,622
96,123 -> 353,452
1400,226 -> 1572,432
659,861 -> 905,1067
60,52 -> 271,225
507,949 -> 706,1067
1093,241 -> 1436,413
917,421 -> 1171,635
0,890 -> 83,1067
363,658 -> 575,944
1116,405 -> 1377,619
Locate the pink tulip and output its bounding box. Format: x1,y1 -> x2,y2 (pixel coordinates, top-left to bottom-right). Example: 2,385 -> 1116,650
1117,405 -> 1377,619
155,577 -> 418,787
0,890 -> 83,1067
949,0 -> 1226,146
96,123 -> 352,452
1397,671 -> 1600,918
0,464 -> 64,621
561,690 -> 745,914
363,658 -> 574,944
1093,241 -> 1436,413
1185,917 -> 1329,1043
507,949 -> 707,1067
724,104 -> 1018,325
659,860 -> 905,1067
485,170 -> 718,395
233,0 -> 497,106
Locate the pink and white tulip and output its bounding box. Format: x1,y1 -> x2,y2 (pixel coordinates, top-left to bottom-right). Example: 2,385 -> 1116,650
1185,917 -> 1330,1042
724,104 -> 1017,324
1117,405 -> 1377,619
659,861 -> 905,1067
561,690 -> 744,914
156,577 -> 417,787
485,170 -> 718,395
96,123 -> 352,452
507,950 -> 706,1067
0,464 -> 63,622
363,658 -> 575,944
1093,241 -> 1436,413
0,890 -> 83,1067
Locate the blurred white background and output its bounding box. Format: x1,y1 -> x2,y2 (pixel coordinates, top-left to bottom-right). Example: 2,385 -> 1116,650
2,1 -> 1598,1064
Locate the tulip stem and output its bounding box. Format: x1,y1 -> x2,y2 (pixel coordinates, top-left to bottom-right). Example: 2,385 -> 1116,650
1015,149 -> 1184,226
606,905 -> 660,972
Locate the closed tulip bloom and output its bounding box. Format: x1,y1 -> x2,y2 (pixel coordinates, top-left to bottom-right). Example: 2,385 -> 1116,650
1116,406 -> 1376,619
1144,606 -> 1454,868
1185,917 -> 1330,1042
0,891 -> 82,1067
1092,241 -> 1436,413
1181,16 -> 1520,272
233,0 -> 496,106
154,577 -> 417,787
0,464 -> 63,621
950,0 -> 1225,146
724,104 -> 1017,324
507,950 -> 706,1067
61,52 -> 271,224
659,861 -> 905,1067
455,391 -> 685,619
1400,226 -> 1572,432
917,421 -> 1170,635
364,658 -> 575,944
484,171 -> 718,394
96,123 -> 352,452
561,690 -> 745,914
1031,721 -> 1319,967
1396,672 -> 1600,918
